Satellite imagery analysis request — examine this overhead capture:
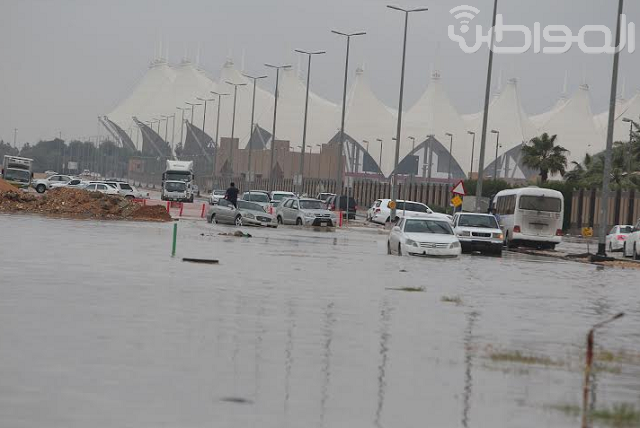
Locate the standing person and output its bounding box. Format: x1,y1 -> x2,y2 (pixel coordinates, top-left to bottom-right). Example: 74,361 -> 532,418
225,182 -> 239,208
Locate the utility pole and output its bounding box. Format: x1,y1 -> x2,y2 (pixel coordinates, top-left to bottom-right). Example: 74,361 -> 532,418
243,73 -> 268,184
265,63 -> 291,191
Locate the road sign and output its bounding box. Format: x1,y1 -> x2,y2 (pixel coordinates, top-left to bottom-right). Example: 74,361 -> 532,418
582,227 -> 593,238
451,195 -> 463,208
388,200 -> 396,210
451,180 -> 466,196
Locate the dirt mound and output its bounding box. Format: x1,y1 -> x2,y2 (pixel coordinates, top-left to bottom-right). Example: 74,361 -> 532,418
0,178 -> 17,192
0,188 -> 171,222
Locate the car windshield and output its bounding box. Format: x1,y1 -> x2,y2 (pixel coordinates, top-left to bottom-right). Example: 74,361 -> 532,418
213,190 -> 226,196
619,226 -> 634,233
244,193 -> 270,203
165,182 -> 186,191
519,195 -> 562,212
404,219 -> 453,235
300,200 -> 324,210
458,214 -> 499,229
238,200 -> 265,212
395,201 -> 429,213
272,193 -> 293,201
5,169 -> 31,182
119,183 -> 133,190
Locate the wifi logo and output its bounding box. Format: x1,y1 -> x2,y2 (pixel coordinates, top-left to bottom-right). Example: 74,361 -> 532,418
450,5 -> 480,34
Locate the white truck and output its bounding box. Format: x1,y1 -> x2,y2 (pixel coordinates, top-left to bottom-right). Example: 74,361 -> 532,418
1,155 -> 33,189
161,160 -> 195,202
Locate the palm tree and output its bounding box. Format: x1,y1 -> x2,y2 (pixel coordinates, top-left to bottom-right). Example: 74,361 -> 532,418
521,133 -> 568,183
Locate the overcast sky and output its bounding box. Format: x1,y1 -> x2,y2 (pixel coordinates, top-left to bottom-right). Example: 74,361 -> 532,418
1,0 -> 639,145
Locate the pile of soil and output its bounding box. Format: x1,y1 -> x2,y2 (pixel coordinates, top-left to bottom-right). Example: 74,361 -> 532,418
0,188 -> 171,222
0,178 -> 17,192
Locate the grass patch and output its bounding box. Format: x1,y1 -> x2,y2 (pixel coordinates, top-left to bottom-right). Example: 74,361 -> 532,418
596,349 -> 640,365
547,403 -> 580,416
386,286 -> 425,292
594,363 -> 623,375
489,350 -> 559,366
591,404 -> 640,427
441,295 -> 462,305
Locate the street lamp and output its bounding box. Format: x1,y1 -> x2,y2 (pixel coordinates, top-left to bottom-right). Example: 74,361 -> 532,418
243,73 -> 268,183
265,63 -> 292,191
185,102 -> 202,125
622,117 -> 634,172
332,30 -> 366,211
226,80 -> 247,175
161,115 -> 170,150
467,131 -> 476,177
363,139 -> 369,153
295,49 -> 326,194
377,138 -> 383,174
474,0 -> 500,212
408,136 -> 416,152
196,96 -> 216,139
387,4 -> 428,222
176,107 -> 189,146
491,129 -> 500,180
316,144 -> 322,178
445,132 -> 454,181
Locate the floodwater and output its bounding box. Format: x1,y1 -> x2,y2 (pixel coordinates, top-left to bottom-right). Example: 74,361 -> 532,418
1,214 -> 639,428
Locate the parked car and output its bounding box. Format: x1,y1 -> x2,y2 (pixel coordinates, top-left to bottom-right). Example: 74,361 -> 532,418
606,225 -> 634,252
388,215 -> 461,257
103,181 -> 149,199
207,199 -> 276,227
83,182 -> 120,195
32,174 -> 74,193
210,189 -> 227,205
276,197 -> 337,226
50,178 -> 87,189
369,199 -> 433,224
622,220 -> 640,259
241,190 -> 272,208
325,195 -> 357,219
452,212 -> 503,255
270,191 -> 296,205
316,192 -> 335,203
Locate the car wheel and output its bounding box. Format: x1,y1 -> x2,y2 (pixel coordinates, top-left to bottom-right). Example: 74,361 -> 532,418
296,218 -> 303,226
235,215 -> 243,227
609,242 -> 613,253
387,240 -> 392,255
125,195 -> 134,200
386,216 -> 390,224
36,184 -> 46,193
397,243 -> 402,256
634,244 -> 639,261
277,216 -> 283,225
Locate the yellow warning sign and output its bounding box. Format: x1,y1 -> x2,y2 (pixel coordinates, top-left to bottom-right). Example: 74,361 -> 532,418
388,200 -> 396,210
582,227 -> 593,238
451,195 -> 463,207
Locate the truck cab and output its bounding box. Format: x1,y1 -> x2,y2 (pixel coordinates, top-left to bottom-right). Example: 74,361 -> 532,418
1,155 -> 34,189
161,160 -> 195,202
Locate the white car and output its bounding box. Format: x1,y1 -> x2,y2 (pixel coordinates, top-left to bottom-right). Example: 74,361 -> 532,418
241,190 -> 272,208
622,220 -> 640,259
387,215 -> 461,257
83,182 -> 120,195
270,191 -> 296,205
276,197 -> 337,226
50,178 -> 87,189
370,199 -> 433,224
210,189 -> 226,204
452,212 -> 503,255
104,181 -> 150,199
606,224 -> 633,252
32,174 -> 73,193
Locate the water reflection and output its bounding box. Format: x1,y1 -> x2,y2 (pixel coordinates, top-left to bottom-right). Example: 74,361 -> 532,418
254,295 -> 267,400
462,311 -> 479,428
284,299 -> 296,414
319,302 -> 335,428
375,298 -> 392,428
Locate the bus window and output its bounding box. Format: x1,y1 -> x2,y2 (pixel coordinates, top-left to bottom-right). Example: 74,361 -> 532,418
519,195 -> 562,212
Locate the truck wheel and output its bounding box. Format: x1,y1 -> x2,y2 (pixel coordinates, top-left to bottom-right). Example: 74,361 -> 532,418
36,184 -> 46,193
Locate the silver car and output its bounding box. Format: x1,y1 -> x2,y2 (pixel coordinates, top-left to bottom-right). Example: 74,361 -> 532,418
276,197 -> 337,226
207,199 -> 277,227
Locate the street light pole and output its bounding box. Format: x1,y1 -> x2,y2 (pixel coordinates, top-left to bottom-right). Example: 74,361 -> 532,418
227,81 -> 247,176
265,63 -> 292,191
387,5 -> 428,222
491,129 -> 500,180
475,0 -> 499,211
622,117 -> 634,172
185,102 -> 202,125
13,128 -> 17,148
332,30 -> 366,213
468,131 -> 476,177
176,107 -> 188,148
445,132 -> 454,181
598,0 -> 626,256
377,138 -> 383,174
316,144 -> 322,178
243,73 -> 268,184
295,49 -> 326,194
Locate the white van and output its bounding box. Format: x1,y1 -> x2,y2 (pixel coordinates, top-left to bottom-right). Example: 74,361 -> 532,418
493,187 -> 564,249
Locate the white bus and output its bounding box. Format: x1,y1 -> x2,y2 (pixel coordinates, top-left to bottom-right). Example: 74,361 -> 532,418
492,187 -> 564,249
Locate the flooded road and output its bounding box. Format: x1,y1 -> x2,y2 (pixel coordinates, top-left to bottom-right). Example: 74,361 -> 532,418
1,214 -> 639,427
